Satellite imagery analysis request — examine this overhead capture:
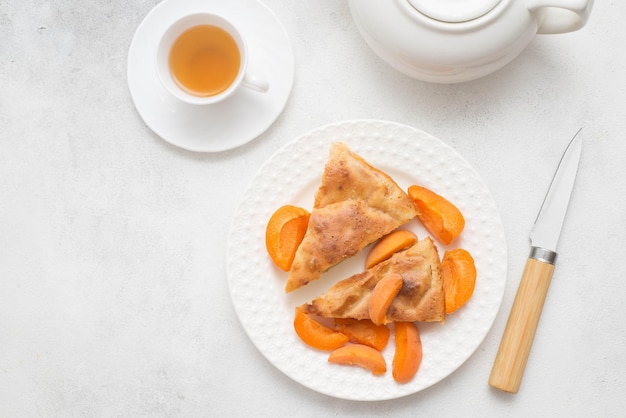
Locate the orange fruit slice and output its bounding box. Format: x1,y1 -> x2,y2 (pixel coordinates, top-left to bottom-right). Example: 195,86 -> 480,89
265,205 -> 310,271
441,248 -> 476,314
333,318 -> 390,351
408,185 -> 465,245
368,273 -> 403,325
328,344 -> 387,376
293,307 -> 349,351
392,321 -> 422,384
365,230 -> 417,269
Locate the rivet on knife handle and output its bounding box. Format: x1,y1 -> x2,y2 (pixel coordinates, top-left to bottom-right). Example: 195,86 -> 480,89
488,250 -> 555,393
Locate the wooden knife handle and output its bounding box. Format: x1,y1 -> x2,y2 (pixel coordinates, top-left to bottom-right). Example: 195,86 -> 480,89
489,257 -> 555,393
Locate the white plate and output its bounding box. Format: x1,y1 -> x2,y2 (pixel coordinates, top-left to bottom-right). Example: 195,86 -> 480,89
227,120 -> 507,400
127,0 -> 294,152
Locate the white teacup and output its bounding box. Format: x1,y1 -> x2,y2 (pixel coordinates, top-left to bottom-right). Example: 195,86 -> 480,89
156,12 -> 269,105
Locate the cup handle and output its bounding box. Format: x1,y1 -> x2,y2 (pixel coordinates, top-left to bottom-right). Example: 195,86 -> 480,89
528,0 -> 594,35
242,73 -> 270,93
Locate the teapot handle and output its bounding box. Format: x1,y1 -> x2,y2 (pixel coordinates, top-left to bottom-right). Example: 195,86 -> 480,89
528,0 -> 594,34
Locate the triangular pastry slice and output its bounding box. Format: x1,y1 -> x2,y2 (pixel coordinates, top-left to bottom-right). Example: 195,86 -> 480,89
301,238 -> 445,323
285,142 -> 417,293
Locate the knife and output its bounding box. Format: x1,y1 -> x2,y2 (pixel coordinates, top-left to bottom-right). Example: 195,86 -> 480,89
489,128 -> 583,393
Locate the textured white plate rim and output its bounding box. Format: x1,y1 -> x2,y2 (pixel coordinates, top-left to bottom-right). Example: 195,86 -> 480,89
227,119 -> 507,400
127,0 -> 294,152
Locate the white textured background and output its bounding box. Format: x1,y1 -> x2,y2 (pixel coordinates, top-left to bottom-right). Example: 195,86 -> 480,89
1,0 -> 625,417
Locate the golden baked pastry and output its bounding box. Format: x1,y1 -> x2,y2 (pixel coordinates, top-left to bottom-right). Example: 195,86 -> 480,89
285,142 -> 417,293
301,237 -> 446,323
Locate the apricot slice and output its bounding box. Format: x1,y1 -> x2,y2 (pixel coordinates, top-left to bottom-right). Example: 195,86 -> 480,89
266,205 -> 310,271
365,229 -> 417,269
333,318 -> 391,351
407,185 -> 465,245
293,307 -> 349,351
328,344 -> 387,376
392,321 -> 422,384
368,274 -> 404,326
441,248 -> 476,314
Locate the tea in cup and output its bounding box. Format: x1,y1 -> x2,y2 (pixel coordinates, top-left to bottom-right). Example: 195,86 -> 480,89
156,13 -> 269,105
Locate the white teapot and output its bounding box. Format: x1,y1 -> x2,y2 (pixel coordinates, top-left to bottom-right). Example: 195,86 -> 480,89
348,0 -> 594,83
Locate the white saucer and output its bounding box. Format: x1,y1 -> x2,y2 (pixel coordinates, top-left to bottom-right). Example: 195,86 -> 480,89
127,0 -> 294,152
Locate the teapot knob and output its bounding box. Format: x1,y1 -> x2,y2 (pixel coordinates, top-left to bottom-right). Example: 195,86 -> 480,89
529,0 -> 594,34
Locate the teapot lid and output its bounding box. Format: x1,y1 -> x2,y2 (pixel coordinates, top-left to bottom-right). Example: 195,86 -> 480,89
406,0 -> 501,22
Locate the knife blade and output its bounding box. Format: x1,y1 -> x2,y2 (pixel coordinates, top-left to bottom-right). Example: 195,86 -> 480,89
489,129 -> 583,393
